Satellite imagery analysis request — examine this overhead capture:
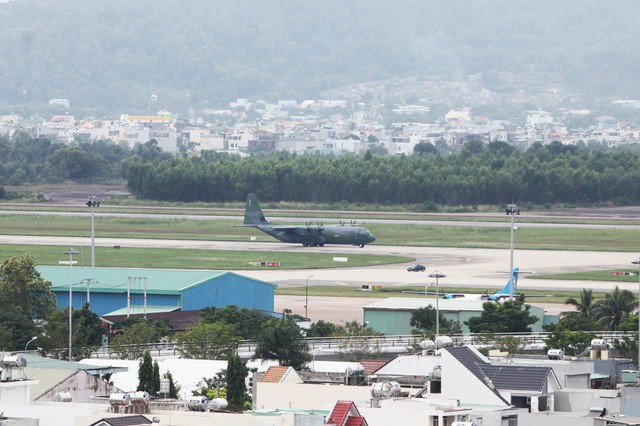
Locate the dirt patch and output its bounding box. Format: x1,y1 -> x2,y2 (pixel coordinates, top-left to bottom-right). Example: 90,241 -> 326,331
6,184 -> 130,205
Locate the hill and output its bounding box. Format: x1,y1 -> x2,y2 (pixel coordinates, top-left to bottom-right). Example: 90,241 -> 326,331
1,0 -> 639,115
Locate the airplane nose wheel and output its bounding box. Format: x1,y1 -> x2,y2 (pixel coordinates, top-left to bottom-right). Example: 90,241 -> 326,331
359,244 -> 364,248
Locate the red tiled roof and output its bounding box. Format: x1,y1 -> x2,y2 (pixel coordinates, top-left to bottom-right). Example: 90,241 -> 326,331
327,400 -> 353,425
259,366 -> 290,383
360,359 -> 392,376
345,416 -> 368,426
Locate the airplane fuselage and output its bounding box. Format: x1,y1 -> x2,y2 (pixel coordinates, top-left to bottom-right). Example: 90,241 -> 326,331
258,224 -> 375,247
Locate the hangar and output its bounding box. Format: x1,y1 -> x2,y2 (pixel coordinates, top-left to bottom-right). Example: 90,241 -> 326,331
363,297 -> 545,334
38,266 -> 276,316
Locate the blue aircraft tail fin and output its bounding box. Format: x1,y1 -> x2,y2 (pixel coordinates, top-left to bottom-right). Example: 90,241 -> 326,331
488,267 -> 519,300
243,193 -> 270,225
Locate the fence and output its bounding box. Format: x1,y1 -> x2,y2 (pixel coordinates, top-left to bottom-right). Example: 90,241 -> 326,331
88,331 -> 634,360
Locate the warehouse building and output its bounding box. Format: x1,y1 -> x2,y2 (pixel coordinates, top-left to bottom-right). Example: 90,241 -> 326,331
38,266 -> 276,316
363,297 -> 545,334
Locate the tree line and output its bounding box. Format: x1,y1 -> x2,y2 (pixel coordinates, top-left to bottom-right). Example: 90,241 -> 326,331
126,141 -> 640,206
4,130 -> 640,208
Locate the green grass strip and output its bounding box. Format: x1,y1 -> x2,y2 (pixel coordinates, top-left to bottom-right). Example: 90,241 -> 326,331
0,244 -> 410,270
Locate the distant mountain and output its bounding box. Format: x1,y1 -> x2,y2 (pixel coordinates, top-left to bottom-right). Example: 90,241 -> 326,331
1,0 -> 639,115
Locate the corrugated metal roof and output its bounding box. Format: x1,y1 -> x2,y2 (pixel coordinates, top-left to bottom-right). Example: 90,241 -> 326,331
26,368 -> 75,399
39,266 -> 275,294
364,297 -> 485,312
21,353 -> 128,374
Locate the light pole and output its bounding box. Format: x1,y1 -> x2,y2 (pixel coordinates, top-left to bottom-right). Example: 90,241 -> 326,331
62,248 -> 79,361
505,203 -> 520,301
428,270 -> 446,341
631,258 -> 640,376
25,336 -> 37,351
305,275 -> 314,319
86,195 -> 100,269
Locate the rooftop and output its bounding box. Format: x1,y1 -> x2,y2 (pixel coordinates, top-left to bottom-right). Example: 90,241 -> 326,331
39,266 -> 275,294
364,297 -> 485,311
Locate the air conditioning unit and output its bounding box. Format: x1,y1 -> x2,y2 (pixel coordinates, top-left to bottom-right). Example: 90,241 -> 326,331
547,349 -> 564,360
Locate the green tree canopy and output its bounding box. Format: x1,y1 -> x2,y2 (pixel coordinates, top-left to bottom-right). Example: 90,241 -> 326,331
564,288 -> 597,319
0,253 -> 56,351
226,353 -> 248,411
111,319 -> 166,359
252,317 -> 311,370
335,321 -> 382,362
200,306 -> 272,340
465,299 -> 538,333
410,306 -> 462,336
40,304 -> 106,360
176,321 -> 241,360
137,350 -> 154,392
593,286 -> 636,331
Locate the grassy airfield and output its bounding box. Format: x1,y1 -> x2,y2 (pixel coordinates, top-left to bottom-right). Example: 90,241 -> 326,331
1,204 -> 639,302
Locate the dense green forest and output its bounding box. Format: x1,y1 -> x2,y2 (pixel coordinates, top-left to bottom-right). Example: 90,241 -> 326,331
124,141 -> 640,206
1,1 -> 640,114
3,132 -> 640,207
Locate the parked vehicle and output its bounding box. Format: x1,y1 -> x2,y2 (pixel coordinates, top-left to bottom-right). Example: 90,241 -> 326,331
407,264 -> 426,272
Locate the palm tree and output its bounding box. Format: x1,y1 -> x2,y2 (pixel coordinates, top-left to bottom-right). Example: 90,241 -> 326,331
593,286 -> 636,331
564,288 -> 596,318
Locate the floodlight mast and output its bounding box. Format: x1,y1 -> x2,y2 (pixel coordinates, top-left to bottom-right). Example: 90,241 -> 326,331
86,195 -> 100,269
505,203 -> 520,301
428,270 -> 446,343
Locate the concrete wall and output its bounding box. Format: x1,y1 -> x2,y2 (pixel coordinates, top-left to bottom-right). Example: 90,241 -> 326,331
553,389 -> 620,413
440,349 -> 508,407
518,412 -> 596,426
0,380 -> 36,404
255,382 -> 370,410
621,386 -> 640,416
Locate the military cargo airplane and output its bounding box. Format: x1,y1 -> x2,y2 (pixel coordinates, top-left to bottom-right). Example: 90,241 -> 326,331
238,193 -> 376,247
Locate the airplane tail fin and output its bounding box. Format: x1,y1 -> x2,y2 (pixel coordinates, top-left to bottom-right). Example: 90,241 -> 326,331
243,193 -> 270,225
489,267 -> 519,300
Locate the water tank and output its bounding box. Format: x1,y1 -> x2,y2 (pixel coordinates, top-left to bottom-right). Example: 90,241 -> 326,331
370,381 -> 401,398
419,340 -> 436,351
435,335 -> 453,349
431,365 -> 442,379
53,392 -> 72,402
130,391 -> 150,404
591,339 -> 608,349
2,354 -> 27,368
345,364 -> 364,376
187,396 -> 209,412
109,393 -> 131,407
208,398 -> 228,411
547,349 -> 564,360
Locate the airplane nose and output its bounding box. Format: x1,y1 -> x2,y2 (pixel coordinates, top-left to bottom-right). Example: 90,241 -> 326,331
368,233 -> 376,243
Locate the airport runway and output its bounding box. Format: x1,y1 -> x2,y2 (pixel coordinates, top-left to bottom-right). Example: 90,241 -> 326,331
1,234 -> 634,293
